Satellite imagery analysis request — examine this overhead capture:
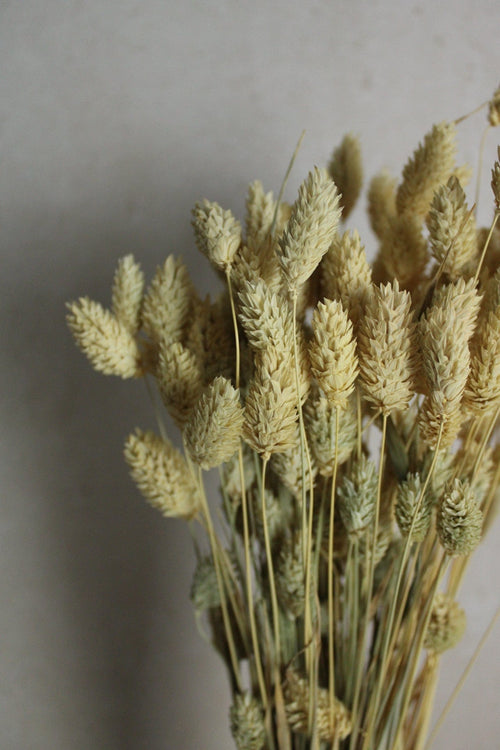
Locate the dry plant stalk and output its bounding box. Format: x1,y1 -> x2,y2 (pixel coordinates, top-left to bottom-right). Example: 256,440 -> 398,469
67,89 -> 500,750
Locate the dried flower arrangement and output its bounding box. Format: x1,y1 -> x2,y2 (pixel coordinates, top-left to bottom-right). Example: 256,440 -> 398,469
67,87 -> 500,749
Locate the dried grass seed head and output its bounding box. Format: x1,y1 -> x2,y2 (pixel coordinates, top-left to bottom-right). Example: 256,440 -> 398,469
368,170 -> 397,240
275,532 -> 305,619
305,393 -> 357,476
309,298 -> 358,408
66,297 -> 142,378
426,175 -> 477,279
395,473 -> 434,542
424,593 -> 467,654
141,255 -> 193,347
396,121 -> 457,218
337,453 -> 378,539
321,229 -> 372,325
327,133 -> 363,221
124,429 -> 200,520
190,555 -> 221,611
488,84 -> 500,127
377,212 -> 429,290
270,431 -> 317,499
111,254 -> 144,333
463,301 -> 500,414
184,376 -> 244,470
244,179 -> 276,251
437,478 -> 483,556
284,670 -> 352,742
229,693 -> 266,750
357,280 -> 417,413
192,199 -> 242,271
278,166 -> 341,291
157,341 -> 203,429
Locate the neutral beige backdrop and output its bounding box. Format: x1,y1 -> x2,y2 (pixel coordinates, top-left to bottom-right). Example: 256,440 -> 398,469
1,1 -> 499,748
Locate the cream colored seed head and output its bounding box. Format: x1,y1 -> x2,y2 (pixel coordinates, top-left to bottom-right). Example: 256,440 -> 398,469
141,255 -> 193,346
327,132 -> 363,221
309,298 -> 358,409
124,429 -> 200,520
377,211 -> 429,290
357,280 -> 417,414
425,593 -> 467,654
427,175 -> 477,279
278,166 -> 342,291
321,230 -> 372,325
463,304 -> 500,414
270,428 -> 317,499
184,376 -> 244,470
275,532 -> 305,619
437,478 -> 483,556
229,693 -> 266,750
284,670 -> 352,742
396,121 -> 457,218
192,199 -> 242,271
337,454 -> 378,539
66,297 -> 141,379
157,341 -> 203,429
244,179 -> 276,250
111,254 -> 144,333
237,279 -> 293,352
395,473 -> 434,542
367,170 -> 397,240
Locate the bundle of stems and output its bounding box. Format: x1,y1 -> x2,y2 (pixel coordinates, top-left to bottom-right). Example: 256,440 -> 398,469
67,88 -> 500,750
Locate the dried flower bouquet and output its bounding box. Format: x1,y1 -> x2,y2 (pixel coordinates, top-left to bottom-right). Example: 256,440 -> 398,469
68,88 -> 500,750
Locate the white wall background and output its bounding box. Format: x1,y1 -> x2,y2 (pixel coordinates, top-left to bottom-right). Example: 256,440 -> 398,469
1,1 -> 499,748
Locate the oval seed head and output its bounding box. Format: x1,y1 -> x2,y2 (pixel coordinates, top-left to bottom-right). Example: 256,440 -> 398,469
66,297 -> 142,378
192,199 -> 242,271
337,454 -> 378,539
395,473 -> 434,542
321,230 -> 372,325
309,298 -> 358,409
276,532 -> 305,619
327,133 -> 363,220
111,254 -> 144,333
357,280 -> 417,414
229,693 -> 266,750
278,166 -> 342,291
396,121 -> 457,218
424,593 -> 466,654
437,478 -> 483,556
426,175 -> 477,279
141,255 -> 194,347
284,670 -> 352,742
190,556 -> 220,611
367,170 -> 397,239
184,376 -> 244,470
157,341 -> 203,429
124,429 -> 200,520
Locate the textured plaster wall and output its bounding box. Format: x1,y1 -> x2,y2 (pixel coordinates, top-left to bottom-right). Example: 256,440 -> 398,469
0,1 -> 499,748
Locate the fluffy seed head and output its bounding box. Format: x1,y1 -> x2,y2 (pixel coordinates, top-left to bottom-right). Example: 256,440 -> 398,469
157,341 -> 203,429
368,170 -> 397,239
337,454 -> 378,538
425,593 -> 467,653
395,473 -> 434,542
327,133 -> 363,220
184,376 -> 244,470
124,429 -> 200,520
229,693 -> 266,750
437,478 -> 483,556
111,254 -> 144,333
66,297 -> 142,378
284,670 -> 352,741
278,167 -> 341,291
192,199 -> 242,271
141,256 -> 193,347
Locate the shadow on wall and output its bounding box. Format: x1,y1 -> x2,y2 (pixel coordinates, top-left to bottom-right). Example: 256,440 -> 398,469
0,154 -> 234,749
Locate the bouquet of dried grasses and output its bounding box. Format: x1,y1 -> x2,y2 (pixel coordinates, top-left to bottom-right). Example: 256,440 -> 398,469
67,87 -> 500,750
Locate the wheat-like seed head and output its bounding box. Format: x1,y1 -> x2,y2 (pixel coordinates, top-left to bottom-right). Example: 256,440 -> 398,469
184,376 -> 244,470
437,478 -> 483,556
377,212 -> 429,290
278,166 -> 341,291
141,255 -> 194,347
426,175 -> 477,279
190,555 -> 221,611
192,199 -> 242,271
396,121 -> 457,218
367,170 -> 397,240
424,592 -> 467,654
157,341 -> 203,429
275,531 -> 305,619
244,180 -> 276,251
270,429 -> 317,499
327,133 -> 363,221
283,670 -> 352,742
395,473 -> 434,542
124,429 -> 200,520
229,693 -> 266,750
111,254 -> 144,333
66,297 -> 142,378
320,230 -> 372,326
357,280 -> 417,413
337,454 -> 378,539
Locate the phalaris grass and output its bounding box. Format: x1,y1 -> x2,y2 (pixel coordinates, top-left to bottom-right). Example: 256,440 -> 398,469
68,86 -> 500,749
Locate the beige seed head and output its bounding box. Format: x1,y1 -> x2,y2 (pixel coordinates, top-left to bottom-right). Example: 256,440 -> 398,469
141,255 -> 194,347
124,429 -> 200,520
278,166 -> 342,291
367,170 -> 397,239
396,121 -> 457,218
66,297 -> 141,378
437,478 -> 483,556
337,454 -> 378,539
284,670 -> 352,741
321,230 -> 372,325
192,199 -> 242,271
275,532 -> 305,619
327,133 -> 363,221
463,302 -> 500,414
157,341 -> 203,429
111,254 -> 145,333
395,473 -> 434,542
309,298 -> 358,408
357,280 -> 417,413
425,593 -> 467,654
184,376 -> 244,470
377,212 -> 429,290
244,179 -> 276,251
426,175 -> 477,279
229,693 -> 266,750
